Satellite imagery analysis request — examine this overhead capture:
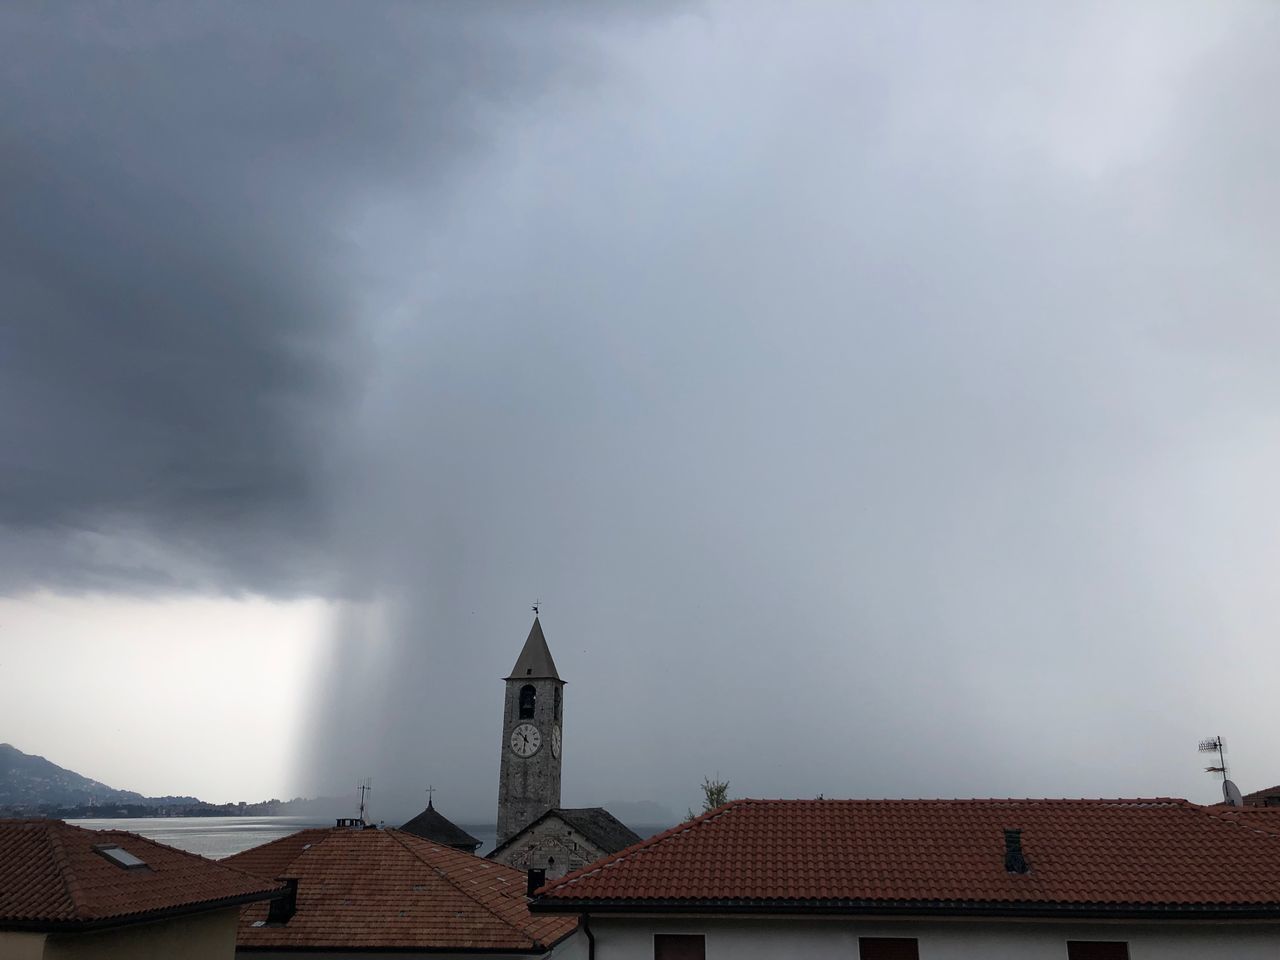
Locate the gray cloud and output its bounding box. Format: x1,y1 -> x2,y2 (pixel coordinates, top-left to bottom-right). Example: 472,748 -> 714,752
0,0 -> 665,592
5,1 -> 1280,822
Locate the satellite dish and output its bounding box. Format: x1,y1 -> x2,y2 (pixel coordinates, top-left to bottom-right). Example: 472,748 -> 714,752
1224,779 -> 1244,808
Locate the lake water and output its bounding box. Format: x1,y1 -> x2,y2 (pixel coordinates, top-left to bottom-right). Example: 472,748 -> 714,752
68,816 -> 667,860
67,815 -> 502,859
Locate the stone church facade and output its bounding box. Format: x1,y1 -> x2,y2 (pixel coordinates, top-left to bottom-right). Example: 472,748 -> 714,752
490,806 -> 641,880
490,617 -> 641,879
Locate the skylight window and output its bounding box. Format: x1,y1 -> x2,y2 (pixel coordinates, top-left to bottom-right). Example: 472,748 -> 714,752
93,844 -> 148,870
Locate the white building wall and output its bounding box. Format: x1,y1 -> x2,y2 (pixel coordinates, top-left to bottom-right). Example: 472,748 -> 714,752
584,915 -> 1280,960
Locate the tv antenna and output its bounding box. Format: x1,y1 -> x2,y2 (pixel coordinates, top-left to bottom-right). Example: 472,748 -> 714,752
357,778 -> 373,822
1198,736 -> 1243,806
1199,736 -> 1228,780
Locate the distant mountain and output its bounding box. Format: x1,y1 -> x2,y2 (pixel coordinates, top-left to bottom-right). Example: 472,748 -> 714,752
0,742 -> 335,819
0,742 -> 151,810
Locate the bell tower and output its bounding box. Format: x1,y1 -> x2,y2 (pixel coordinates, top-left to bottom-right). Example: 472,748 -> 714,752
496,616 -> 565,845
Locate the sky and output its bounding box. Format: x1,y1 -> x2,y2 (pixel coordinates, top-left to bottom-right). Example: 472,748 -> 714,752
3,1 -> 1280,823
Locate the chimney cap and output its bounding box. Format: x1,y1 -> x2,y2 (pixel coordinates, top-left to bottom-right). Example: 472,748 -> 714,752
527,868 -> 547,897
1004,828 -> 1029,874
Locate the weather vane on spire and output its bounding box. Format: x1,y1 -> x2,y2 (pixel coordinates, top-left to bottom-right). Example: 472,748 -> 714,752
532,599 -> 542,617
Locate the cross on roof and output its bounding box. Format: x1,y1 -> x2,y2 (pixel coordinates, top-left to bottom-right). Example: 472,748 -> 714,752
426,785 -> 436,807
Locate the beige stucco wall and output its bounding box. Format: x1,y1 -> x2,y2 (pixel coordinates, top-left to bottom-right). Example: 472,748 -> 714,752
0,931 -> 48,960
38,905 -> 239,960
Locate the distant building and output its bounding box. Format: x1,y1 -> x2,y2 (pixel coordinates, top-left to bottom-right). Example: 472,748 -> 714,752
533,797 -> 1280,959
225,820 -> 582,958
0,818 -> 281,960
490,806 -> 641,880
399,797 -> 481,853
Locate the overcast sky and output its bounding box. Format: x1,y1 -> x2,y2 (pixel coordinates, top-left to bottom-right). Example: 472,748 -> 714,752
3,1 -> 1280,823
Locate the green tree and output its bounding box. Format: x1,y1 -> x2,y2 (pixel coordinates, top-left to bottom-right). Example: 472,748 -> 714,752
685,775 -> 730,821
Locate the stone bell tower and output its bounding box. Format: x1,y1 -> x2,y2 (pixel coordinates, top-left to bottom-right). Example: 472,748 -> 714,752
496,616 -> 565,846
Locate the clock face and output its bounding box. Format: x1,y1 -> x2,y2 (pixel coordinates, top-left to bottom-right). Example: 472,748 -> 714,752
510,722 -> 541,758
550,725 -> 562,759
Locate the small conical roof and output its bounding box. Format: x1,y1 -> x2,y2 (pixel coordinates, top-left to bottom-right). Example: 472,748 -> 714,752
399,800 -> 481,852
505,617 -> 561,681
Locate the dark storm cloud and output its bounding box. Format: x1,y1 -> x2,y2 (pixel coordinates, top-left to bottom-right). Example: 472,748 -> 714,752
295,2 -> 1280,821
6,0 -> 1280,824
0,1 -> 672,592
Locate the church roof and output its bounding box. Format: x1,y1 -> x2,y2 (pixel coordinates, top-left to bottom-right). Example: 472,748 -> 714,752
399,800 -> 481,852
554,808 -> 643,854
489,807 -> 641,860
225,825 -> 578,952
505,617 -> 562,681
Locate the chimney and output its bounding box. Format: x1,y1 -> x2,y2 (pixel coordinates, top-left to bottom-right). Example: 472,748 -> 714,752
526,868 -> 547,897
1004,829 -> 1029,874
267,878 -> 298,924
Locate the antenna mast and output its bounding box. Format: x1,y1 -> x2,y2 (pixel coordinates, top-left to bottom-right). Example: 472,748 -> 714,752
357,778 -> 373,822
1198,736 -> 1243,806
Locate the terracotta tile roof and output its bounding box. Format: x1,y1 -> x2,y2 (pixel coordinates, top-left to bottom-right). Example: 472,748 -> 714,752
221,827 -> 332,882
0,818 -> 282,931
225,825 -> 578,952
1203,806 -> 1280,835
535,798 -> 1280,916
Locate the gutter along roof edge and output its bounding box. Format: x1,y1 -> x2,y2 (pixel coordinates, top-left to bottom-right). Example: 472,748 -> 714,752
0,887 -> 284,934
529,898 -> 1280,920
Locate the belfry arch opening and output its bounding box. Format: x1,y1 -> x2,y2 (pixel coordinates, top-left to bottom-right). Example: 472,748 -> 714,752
519,684 -> 536,719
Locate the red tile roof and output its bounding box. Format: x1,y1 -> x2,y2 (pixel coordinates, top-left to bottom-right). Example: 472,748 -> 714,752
225,825 -> 578,952
1204,806 -> 1280,835
0,819 -> 282,931
535,799 -> 1280,917
1244,784 -> 1280,804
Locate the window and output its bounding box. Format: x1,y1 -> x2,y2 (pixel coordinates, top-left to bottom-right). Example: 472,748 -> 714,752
93,844 -> 147,870
859,938 -> 919,960
554,685 -> 562,720
519,684 -> 536,719
1066,943 -> 1129,960
654,934 -> 705,960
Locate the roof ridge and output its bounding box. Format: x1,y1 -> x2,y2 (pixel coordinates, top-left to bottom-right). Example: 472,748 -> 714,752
44,821 -> 85,920
228,827 -> 334,876
1189,803 -> 1280,840
385,829 -> 542,947
541,799 -> 749,895
174,834 -> 305,886
743,797 -> 1186,805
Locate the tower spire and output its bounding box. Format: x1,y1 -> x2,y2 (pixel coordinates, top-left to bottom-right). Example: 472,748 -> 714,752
505,616 -> 561,681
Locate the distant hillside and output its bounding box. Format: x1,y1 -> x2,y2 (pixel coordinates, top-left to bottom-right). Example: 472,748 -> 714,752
0,742 -> 335,819
0,742 -> 151,809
